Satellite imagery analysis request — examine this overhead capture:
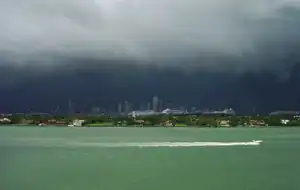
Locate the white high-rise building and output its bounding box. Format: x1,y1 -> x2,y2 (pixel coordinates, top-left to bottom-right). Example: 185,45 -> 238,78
152,96 -> 159,112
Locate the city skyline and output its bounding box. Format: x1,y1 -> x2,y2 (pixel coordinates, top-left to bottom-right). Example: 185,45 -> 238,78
10,95 -> 244,116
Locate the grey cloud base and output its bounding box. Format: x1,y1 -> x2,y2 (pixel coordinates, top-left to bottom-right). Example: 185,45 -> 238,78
0,0 -> 300,73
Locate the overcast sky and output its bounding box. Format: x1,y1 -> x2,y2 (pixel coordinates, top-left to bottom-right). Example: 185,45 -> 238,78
1,0 -> 300,112
1,0 -> 300,71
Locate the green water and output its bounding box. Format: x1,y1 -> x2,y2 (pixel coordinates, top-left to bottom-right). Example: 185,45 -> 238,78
1,127 -> 300,190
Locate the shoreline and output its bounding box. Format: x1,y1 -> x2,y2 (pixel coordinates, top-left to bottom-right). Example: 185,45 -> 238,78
1,124 -> 300,128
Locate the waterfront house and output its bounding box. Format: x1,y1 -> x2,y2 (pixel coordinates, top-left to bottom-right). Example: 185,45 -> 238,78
133,119 -> 145,127
248,120 -> 266,126
161,120 -> 174,127
217,120 -> 230,127
72,119 -> 85,127
281,119 -> 290,125
0,118 -> 11,124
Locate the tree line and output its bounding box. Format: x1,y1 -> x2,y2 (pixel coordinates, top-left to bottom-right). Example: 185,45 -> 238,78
2,114 -> 300,127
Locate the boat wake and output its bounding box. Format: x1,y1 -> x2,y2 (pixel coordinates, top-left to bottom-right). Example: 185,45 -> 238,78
68,140 -> 263,148
4,138 -> 263,148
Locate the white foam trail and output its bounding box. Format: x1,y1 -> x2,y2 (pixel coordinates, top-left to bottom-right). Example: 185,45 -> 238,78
68,140 -> 263,148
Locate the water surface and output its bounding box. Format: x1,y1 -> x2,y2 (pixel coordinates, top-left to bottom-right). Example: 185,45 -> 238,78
1,127 -> 300,190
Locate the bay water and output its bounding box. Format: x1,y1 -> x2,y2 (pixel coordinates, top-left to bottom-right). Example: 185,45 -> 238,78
1,127 -> 300,190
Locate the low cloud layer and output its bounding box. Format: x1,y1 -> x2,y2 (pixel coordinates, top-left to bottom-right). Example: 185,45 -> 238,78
1,0 -> 300,71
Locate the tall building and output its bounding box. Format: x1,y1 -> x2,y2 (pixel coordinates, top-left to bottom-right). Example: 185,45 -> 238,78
152,96 -> 159,112
68,99 -> 75,114
128,103 -> 133,113
147,102 -> 151,110
118,103 -> 122,115
124,101 -> 130,115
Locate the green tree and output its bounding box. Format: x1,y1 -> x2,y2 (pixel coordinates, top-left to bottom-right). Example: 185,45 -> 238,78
8,114 -> 25,124
266,116 -> 281,126
229,117 -> 240,127
196,116 -> 217,127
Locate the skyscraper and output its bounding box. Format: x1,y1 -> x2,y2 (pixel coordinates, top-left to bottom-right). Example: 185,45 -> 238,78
68,99 -> 75,115
147,102 -> 151,110
152,96 -> 159,112
118,103 -> 122,115
124,101 -> 130,115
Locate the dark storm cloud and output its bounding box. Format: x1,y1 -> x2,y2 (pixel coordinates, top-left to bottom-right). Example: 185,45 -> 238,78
1,0 -> 300,71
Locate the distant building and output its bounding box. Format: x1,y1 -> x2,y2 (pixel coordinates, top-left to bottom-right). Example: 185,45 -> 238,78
147,102 -> 151,110
0,118 -> 11,124
124,101 -> 130,115
186,110 -> 203,115
161,108 -> 186,115
269,111 -> 300,116
68,99 -> 75,114
128,110 -> 158,118
202,108 -> 236,116
118,103 -> 122,115
248,120 -> 266,126
217,120 -> 230,127
68,119 -> 85,127
281,119 -> 290,125
152,96 -> 159,112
